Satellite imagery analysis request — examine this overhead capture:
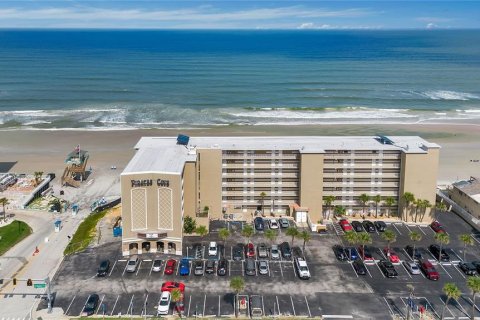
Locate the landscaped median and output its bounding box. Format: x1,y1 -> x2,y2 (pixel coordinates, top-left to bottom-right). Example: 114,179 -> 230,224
64,209 -> 107,256
0,220 -> 32,256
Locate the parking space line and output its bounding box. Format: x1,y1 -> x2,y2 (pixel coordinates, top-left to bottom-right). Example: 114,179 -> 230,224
149,260 -> 154,276
203,294 -> 206,317
374,262 -> 386,278
305,296 -> 312,318
268,262 -> 271,277
122,261 -> 129,276
79,295 -> 91,316
423,297 -> 440,319
290,295 -> 296,317
439,297 -> 456,319
291,261 -> 297,278
438,263 -> 453,279
262,296 -> 265,318
453,265 -> 466,279
162,260 -> 167,274
453,298 -> 469,317
279,261 -> 284,277
402,248 -> 414,262
95,294 -> 105,315
451,249 -> 464,262
218,295 -> 221,317
392,223 -> 402,235
349,262 -> 359,277
276,296 -> 280,316
187,295 -> 192,317
126,294 -> 135,315
108,260 -> 117,277
383,297 -> 395,316
136,260 -> 143,276
176,261 -> 180,276
400,262 -> 413,279
64,295 -> 76,315
466,297 -> 480,313
141,294 -> 149,316
110,295 -> 120,316
242,260 -> 244,275
418,225 -> 427,235
404,224 -> 412,233
471,234 -> 480,245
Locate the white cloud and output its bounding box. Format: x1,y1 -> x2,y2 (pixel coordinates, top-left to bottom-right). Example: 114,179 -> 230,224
296,22 -> 380,30
417,17 -> 453,23
426,23 -> 438,29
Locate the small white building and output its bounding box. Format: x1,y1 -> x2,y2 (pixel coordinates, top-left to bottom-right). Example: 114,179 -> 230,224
450,177 -> 480,219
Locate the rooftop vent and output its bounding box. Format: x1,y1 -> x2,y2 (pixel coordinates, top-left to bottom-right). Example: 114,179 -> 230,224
177,134 -> 190,146
377,135 -> 394,145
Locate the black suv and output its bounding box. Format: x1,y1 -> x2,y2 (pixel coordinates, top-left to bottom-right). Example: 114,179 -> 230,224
205,260 -> 215,274
362,220 -> 375,233
459,262 -> 477,276
374,221 -> 387,232
217,258 -> 228,276
82,294 -> 99,316
351,221 -> 364,232
254,217 -> 264,231
97,260 -> 110,277
405,245 -> 422,261
429,244 -> 450,262
379,260 -> 398,278
280,242 -> 292,259
233,244 -> 243,261
332,245 -> 348,261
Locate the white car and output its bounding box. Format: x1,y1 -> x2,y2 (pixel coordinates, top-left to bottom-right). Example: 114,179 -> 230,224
269,219 -> 279,229
208,241 -> 218,256
294,257 -> 311,280
270,245 -> 280,260
403,261 -> 421,275
152,259 -> 162,272
157,291 -> 171,315
258,260 -> 269,275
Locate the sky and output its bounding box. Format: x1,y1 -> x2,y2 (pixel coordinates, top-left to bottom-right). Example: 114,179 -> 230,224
0,1 -> 478,29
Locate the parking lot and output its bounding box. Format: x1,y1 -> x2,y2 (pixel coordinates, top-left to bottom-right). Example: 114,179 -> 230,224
39,212 -> 480,319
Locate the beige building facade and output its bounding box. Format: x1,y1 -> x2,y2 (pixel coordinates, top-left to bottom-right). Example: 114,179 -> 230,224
121,136 -> 440,256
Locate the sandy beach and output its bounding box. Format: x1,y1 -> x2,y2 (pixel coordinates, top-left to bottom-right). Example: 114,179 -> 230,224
1,123 -> 479,186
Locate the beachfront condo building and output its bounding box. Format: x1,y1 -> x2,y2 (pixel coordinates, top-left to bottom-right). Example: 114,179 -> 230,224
120,136 -> 439,256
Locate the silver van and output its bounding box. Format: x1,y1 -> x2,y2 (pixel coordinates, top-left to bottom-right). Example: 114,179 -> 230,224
245,258 -> 256,276
250,295 -> 263,318
126,255 -> 139,273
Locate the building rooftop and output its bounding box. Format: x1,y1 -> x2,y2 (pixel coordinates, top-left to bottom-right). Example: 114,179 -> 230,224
453,177 -> 480,202
122,136 -> 440,174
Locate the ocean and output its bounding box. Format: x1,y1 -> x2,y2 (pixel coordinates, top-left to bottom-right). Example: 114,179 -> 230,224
0,30 -> 479,130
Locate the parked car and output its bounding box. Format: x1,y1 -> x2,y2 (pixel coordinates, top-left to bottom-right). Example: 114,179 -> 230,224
362,220 -> 376,233
250,295 -> 263,318
420,260 -> 439,280
245,258 -> 256,276
333,245 -> 348,261
97,260 -> 110,277
157,291 -> 171,315
164,259 -> 176,275
294,257 -> 311,280
383,248 -> 400,263
379,260 -> 398,278
351,221 -> 364,232
374,221 -> 387,232
352,260 -> 367,275
339,219 -> 353,232
217,258 -> 228,276
258,260 -> 269,275
279,218 -> 290,228
403,261 -> 421,275
271,245 -> 280,260
246,243 -> 255,258
254,217 -> 264,231
429,244 -> 450,262
430,221 -> 445,233
193,260 -> 204,276
269,219 -> 279,229
358,246 -> 374,261
405,245 -> 422,261
233,244 -> 243,261
126,255 -> 140,273
161,281 -> 185,292
459,262 -> 478,276
152,259 -> 162,272
472,261 -> 480,273
345,247 -> 360,261
81,294 -> 99,316
179,258 -> 190,276
279,242 -> 292,259
258,243 -> 268,258
205,260 -> 215,274
208,241 -> 218,256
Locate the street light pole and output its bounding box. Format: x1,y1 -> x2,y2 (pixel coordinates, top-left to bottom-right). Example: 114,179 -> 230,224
45,277 -> 52,314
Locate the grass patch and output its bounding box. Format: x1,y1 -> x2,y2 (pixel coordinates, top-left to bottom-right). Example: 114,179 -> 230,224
0,220 -> 32,256
64,209 -> 107,256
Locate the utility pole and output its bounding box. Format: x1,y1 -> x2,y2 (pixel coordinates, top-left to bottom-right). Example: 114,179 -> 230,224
45,277 -> 52,314
406,284 -> 415,320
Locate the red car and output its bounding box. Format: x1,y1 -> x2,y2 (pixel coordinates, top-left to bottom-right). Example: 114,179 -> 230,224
430,221 -> 445,233
339,219 -> 353,232
420,260 -> 439,281
164,259 -> 176,275
383,248 -> 400,263
245,243 -> 255,258
161,281 -> 185,293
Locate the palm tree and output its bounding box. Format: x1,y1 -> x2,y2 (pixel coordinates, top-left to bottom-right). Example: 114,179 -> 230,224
441,283 -> 461,320
299,230 -> 311,255
334,205 -> 346,217
323,195 -> 336,220
358,193 -> 370,217
435,201 -> 448,220
343,231 -> 358,260
373,195 -> 381,218
33,171 -> 43,186
467,276 -> 480,320
357,232 -> 373,260
409,231 -> 422,256
401,192 -> 415,222
0,197 -> 10,222
286,227 -> 299,247
459,234 -> 474,261
419,199 -> 432,222
195,225 -> 208,243
259,192 -> 266,216
264,229 -> 277,245
230,276 -> 245,318
381,229 -> 396,250
384,196 -> 396,218
219,228 -> 230,247
171,288 -> 183,317
241,224 -> 254,244
435,232 -> 450,262
413,199 -> 423,223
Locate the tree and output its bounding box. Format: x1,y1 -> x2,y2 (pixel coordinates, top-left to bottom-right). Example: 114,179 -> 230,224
299,230 -> 311,255
357,232 -> 372,260
286,227 -> 299,247
183,216 -> 197,234
384,196 -> 396,218
219,228 -> 231,247
441,283 -> 461,320
230,276 -> 245,318
323,195 -> 336,219
413,199 -> 422,223
358,194 -> 370,217
435,232 -> 450,262
259,192 -> 266,216
419,199 -> 432,222
434,201 -> 448,220
409,231 -> 422,256
401,192 -> 415,222
33,171 -> 43,186
344,231 -> 358,260
334,205 -> 346,217
0,197 -> 10,222
264,229 -> 277,245
241,224 -> 254,244
373,195 -> 381,218
459,234 -> 474,261
48,198 -> 62,212
381,229 -> 396,250
171,288 -> 183,317
467,276 -> 480,320
195,225 -> 208,240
